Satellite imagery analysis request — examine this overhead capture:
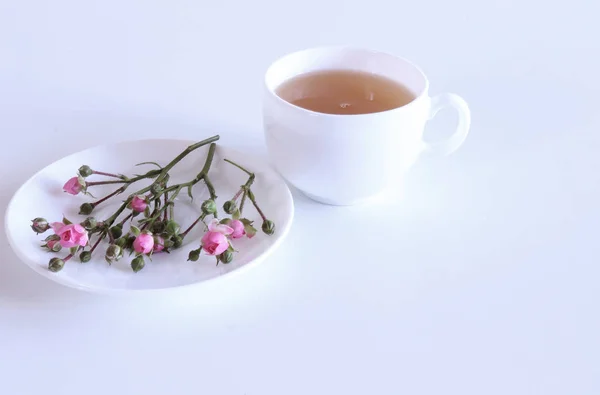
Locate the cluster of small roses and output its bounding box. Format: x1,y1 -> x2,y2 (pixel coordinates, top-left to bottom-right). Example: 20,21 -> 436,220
29,138 -> 275,273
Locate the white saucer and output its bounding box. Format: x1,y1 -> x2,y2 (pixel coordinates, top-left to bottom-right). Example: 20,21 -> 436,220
4,139 -> 294,293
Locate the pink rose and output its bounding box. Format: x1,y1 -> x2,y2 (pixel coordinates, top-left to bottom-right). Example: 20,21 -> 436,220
63,177 -> 84,195
131,195 -> 147,213
133,232 -> 154,254
153,236 -> 165,253
201,231 -> 229,255
229,219 -> 245,239
201,219 -> 233,255
51,222 -> 89,248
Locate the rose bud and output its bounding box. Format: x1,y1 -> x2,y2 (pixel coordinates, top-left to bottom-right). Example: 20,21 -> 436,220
63,176 -> 85,195
261,219 -> 275,235
81,216 -> 97,230
105,244 -> 122,263
151,220 -> 166,234
130,195 -> 147,213
229,219 -> 245,239
201,199 -> 217,215
201,231 -> 229,256
31,217 -> 50,234
48,257 -> 65,272
172,235 -> 183,249
131,256 -> 145,273
115,237 -> 127,248
165,220 -> 180,236
153,236 -> 165,253
109,224 -> 123,239
162,238 -> 175,249
187,248 -> 201,262
125,235 -> 136,250
223,200 -> 237,215
79,251 -> 92,263
79,203 -> 95,215
45,239 -> 62,252
133,231 -> 154,254
78,165 -> 93,178
219,250 -> 233,264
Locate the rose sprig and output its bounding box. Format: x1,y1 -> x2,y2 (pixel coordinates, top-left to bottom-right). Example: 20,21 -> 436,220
30,135 -> 276,272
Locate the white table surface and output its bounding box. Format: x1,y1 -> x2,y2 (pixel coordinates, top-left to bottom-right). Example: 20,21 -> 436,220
1,0 -> 598,394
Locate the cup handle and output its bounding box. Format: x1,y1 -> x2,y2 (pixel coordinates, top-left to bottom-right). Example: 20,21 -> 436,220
423,93 -> 471,155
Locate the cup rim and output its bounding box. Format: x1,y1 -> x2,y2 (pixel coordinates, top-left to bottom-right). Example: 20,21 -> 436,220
264,46 -> 430,117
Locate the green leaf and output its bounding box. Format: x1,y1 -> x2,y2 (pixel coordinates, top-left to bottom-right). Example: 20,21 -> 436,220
69,246 -> 79,255
135,161 -> 162,169
144,206 -> 151,218
219,218 -> 232,225
232,209 -> 241,220
247,189 -> 255,200
130,225 -> 141,237
240,218 -> 253,226
62,217 -> 73,225
187,185 -> 194,201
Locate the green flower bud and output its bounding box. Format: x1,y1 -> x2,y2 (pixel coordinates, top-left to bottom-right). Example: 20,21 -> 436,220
48,257 -> 65,272
261,219 -> 275,235
105,244 -> 122,263
219,250 -> 233,264
81,216 -> 97,230
131,256 -> 145,273
45,239 -> 62,252
172,236 -> 183,249
187,248 -> 201,262
162,238 -> 175,249
79,251 -> 92,263
78,165 -> 93,178
109,224 -> 123,239
125,236 -> 136,250
150,183 -> 163,196
115,237 -> 127,248
79,203 -> 94,215
151,220 -> 166,234
31,217 -> 50,234
223,200 -> 237,215
165,220 -> 180,236
201,199 -> 217,215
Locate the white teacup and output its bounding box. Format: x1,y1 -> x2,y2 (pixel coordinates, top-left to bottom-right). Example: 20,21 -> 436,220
263,47 -> 471,205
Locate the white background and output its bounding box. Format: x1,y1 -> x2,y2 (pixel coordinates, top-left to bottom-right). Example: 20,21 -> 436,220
1,0 -> 599,394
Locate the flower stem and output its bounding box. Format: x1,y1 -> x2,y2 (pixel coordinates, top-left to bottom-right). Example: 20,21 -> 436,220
92,186 -> 127,208
154,135 -> 219,187
163,193 -> 169,221
181,213 -> 207,238
239,190 -> 247,214
87,180 -> 126,187
101,141 -> 218,229
247,189 -> 267,221
204,176 -> 217,200
224,158 -> 254,176
119,212 -> 133,226
92,170 -> 125,179
89,234 -> 104,253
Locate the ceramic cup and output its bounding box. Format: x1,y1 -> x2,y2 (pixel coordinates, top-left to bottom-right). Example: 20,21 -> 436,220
263,46 -> 471,205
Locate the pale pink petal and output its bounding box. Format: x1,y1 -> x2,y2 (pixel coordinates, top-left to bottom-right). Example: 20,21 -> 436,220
51,222 -> 65,233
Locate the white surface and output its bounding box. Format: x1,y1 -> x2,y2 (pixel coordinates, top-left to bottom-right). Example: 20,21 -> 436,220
5,140 -> 293,292
264,47 -> 470,205
0,0 -> 598,394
